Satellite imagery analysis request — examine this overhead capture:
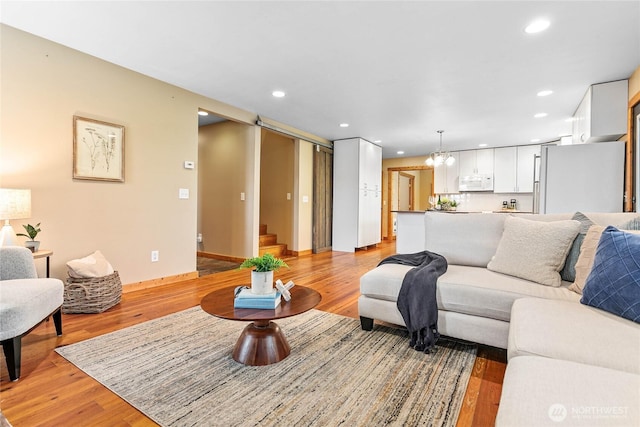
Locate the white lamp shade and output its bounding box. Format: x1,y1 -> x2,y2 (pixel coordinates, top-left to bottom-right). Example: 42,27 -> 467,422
445,156 -> 456,166
0,189 -> 31,220
425,157 -> 434,166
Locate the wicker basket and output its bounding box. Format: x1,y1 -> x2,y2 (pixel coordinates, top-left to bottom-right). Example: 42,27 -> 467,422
63,271 -> 122,314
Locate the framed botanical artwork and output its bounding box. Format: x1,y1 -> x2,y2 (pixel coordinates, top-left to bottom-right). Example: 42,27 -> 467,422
73,116 -> 125,182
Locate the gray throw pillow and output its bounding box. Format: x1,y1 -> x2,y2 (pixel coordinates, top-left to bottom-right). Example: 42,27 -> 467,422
560,212 -> 594,282
619,216 -> 640,230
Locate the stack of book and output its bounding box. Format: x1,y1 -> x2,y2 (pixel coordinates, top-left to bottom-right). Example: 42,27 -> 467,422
234,288 -> 281,309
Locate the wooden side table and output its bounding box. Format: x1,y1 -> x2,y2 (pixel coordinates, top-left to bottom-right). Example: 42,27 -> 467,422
32,250 -> 53,278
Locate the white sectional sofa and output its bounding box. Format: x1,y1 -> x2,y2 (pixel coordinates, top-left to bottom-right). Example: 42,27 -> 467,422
359,211 -> 640,426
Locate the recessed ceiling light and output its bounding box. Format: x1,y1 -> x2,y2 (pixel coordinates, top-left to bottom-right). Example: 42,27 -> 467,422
478,143 -> 488,147
525,19 -> 550,34
339,123 -> 349,128
198,111 -> 209,116
374,140 -> 382,143
530,138 -> 541,143
534,113 -> 548,118
272,90 -> 286,98
397,151 -> 404,155
565,117 -> 574,122
537,90 -> 553,97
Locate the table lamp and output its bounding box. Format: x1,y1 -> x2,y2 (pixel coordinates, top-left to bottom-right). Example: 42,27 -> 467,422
0,188 -> 32,246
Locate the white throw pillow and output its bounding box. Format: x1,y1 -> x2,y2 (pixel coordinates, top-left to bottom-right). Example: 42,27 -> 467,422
67,250 -> 115,278
487,216 -> 580,287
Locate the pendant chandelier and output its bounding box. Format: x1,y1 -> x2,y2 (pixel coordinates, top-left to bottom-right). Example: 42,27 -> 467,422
425,130 -> 455,167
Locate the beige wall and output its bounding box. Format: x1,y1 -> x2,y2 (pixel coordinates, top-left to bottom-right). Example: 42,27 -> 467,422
260,130 -> 294,249
293,140 -> 314,252
198,121 -> 260,258
0,25 -> 318,284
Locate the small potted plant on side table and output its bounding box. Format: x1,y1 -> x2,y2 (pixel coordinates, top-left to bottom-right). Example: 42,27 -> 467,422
240,253 -> 288,295
18,222 -> 41,252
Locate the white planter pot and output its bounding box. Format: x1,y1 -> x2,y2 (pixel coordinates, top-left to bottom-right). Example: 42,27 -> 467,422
251,271 -> 274,295
25,240 -> 40,252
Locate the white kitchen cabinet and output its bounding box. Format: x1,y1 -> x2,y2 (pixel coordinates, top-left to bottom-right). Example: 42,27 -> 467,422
493,147 -> 517,193
433,151 -> 459,194
459,149 -> 494,177
493,145 -> 540,193
333,138 -> 382,252
572,79 -> 628,144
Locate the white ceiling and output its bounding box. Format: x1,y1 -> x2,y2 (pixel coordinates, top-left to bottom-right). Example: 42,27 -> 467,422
2,1 -> 639,158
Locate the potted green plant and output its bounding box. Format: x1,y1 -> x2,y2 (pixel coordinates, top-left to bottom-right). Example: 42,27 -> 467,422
240,253 -> 288,294
17,222 -> 41,252
440,198 -> 458,211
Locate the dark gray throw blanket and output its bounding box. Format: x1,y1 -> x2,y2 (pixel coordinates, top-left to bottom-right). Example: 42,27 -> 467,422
378,251 -> 448,353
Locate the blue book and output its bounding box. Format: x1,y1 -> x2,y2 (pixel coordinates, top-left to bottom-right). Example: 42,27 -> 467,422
235,288 -> 279,299
234,292 -> 281,309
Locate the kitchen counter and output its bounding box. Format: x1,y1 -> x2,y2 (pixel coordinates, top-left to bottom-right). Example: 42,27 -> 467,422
393,210 -> 533,214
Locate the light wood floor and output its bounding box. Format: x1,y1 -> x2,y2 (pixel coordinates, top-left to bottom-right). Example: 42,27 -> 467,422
0,241 -> 506,426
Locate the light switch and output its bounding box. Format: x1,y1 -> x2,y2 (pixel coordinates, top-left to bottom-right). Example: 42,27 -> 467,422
286,193 -> 291,200
240,192 -> 245,201
184,161 -> 195,169
302,195 -> 309,203
179,188 -> 189,199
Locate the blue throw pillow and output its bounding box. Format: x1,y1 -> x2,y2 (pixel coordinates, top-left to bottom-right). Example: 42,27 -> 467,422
581,226 -> 640,323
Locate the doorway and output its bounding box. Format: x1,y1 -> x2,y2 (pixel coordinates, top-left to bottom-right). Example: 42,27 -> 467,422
633,99 -> 640,211
386,166 -> 434,239
197,110 -> 255,261
260,129 -> 295,256
398,172 -> 415,211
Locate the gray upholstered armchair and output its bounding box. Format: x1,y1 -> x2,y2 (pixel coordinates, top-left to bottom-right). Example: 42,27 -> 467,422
0,247 -> 63,381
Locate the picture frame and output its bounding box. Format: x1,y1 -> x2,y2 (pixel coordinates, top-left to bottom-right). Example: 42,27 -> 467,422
73,116 -> 125,182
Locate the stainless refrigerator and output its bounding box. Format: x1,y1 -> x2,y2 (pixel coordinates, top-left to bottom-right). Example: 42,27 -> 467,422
534,141 -> 625,214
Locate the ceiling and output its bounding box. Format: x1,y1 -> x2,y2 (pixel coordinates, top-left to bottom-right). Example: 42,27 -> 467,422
1,1 -> 638,158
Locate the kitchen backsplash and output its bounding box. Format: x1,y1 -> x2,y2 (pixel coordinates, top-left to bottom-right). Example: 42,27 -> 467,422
438,192 -> 534,212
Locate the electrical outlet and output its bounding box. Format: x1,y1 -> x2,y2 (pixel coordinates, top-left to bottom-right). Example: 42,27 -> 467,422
197,233 -> 203,243
151,250 -> 159,262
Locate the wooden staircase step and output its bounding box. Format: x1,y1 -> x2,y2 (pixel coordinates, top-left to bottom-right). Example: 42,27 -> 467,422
259,233 -> 278,246
259,244 -> 287,257
259,224 -> 268,235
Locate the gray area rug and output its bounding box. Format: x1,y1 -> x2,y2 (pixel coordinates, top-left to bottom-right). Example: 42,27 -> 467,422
56,308 -> 477,426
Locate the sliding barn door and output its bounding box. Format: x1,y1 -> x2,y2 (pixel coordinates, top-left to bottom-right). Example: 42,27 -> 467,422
313,145 -> 333,253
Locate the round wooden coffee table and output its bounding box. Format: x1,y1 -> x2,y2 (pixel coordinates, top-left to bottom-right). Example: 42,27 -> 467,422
201,285 -> 321,366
